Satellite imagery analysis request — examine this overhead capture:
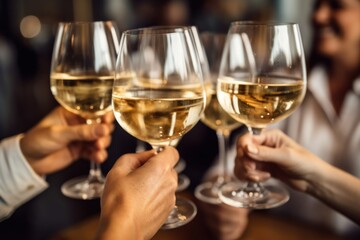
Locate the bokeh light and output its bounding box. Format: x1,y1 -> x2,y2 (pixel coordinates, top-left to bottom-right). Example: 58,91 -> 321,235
20,15 -> 42,38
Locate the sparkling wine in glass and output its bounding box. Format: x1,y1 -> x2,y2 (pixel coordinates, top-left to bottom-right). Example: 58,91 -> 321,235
217,22 -> 307,209
195,32 -> 242,204
50,21 -> 119,200
112,26 -> 206,228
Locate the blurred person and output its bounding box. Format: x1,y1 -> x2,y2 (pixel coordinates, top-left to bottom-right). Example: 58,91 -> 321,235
265,0 -> 360,235
130,0 -> 190,28
234,129 -> 360,227
104,0 -> 134,32
228,0 -> 360,237
162,0 -> 189,25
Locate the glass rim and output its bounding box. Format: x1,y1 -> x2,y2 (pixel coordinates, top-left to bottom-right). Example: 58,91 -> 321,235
58,20 -> 116,26
230,21 -> 299,27
123,25 -> 197,35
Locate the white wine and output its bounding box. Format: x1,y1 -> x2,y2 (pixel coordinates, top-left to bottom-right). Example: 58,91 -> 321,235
201,88 -> 241,132
218,76 -> 305,128
112,89 -> 204,147
51,73 -> 114,119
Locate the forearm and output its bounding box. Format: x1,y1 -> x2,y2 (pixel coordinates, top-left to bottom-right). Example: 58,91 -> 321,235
96,220 -> 136,240
306,162 -> 360,225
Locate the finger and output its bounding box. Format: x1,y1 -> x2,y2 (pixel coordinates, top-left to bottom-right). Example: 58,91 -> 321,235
132,147 -> 179,182
257,129 -> 297,148
93,135 -> 112,150
237,132 -> 254,149
88,150 -> 108,163
246,170 -> 271,182
234,154 -> 255,174
30,150 -> 76,175
101,112 -> 115,124
144,146 -> 179,170
58,123 -> 112,144
238,129 -> 285,148
113,150 -> 157,175
244,158 -> 256,171
245,144 -> 289,165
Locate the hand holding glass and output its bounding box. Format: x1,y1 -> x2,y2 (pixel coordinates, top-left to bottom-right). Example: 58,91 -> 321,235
50,21 -> 119,200
112,26 -> 206,228
217,22 -> 307,209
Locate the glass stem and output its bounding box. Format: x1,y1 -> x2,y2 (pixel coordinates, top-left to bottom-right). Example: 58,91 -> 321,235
151,142 -> 182,224
88,161 -> 103,183
215,130 -> 231,188
86,118 -> 104,183
245,127 -> 264,192
249,127 -> 262,136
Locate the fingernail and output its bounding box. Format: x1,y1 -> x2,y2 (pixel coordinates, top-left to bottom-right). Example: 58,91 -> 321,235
247,144 -> 258,154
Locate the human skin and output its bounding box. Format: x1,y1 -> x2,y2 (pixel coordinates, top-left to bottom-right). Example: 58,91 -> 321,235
311,0 -> 360,114
235,129 -> 360,225
20,107 -> 114,175
97,147 -> 179,240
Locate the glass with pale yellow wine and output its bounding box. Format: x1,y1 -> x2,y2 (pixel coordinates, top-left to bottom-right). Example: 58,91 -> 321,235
217,22 -> 307,209
112,26 -> 206,229
50,21 -> 119,200
195,33 -> 242,204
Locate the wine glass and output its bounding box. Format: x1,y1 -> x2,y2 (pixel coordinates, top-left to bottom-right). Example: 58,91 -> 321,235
170,137 -> 190,192
172,26 -> 212,193
132,26 -> 208,193
195,32 -> 242,204
217,22 -> 307,209
112,26 -> 206,229
50,21 -> 119,200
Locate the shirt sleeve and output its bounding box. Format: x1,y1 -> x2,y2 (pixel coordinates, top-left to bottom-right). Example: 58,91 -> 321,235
0,134 -> 48,221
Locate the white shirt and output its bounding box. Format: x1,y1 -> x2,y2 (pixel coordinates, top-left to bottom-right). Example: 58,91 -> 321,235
269,66 -> 360,234
0,135 -> 48,221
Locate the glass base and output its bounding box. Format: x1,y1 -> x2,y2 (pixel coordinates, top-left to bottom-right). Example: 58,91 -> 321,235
177,174 -> 190,192
219,180 -> 289,209
195,181 -> 222,204
174,158 -> 186,174
61,176 -> 105,200
161,197 -> 197,229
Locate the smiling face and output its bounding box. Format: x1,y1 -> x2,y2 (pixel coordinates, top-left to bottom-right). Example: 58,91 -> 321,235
312,0 -> 360,60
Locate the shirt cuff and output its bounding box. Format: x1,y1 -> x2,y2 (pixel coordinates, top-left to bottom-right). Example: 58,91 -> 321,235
0,134 -> 48,211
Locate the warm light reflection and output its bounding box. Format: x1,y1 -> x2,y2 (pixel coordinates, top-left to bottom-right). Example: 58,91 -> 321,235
20,15 -> 41,38
229,34 -> 246,71
270,27 -> 292,67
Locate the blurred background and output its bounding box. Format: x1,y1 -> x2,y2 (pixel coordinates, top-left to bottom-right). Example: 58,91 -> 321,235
0,0 -> 313,239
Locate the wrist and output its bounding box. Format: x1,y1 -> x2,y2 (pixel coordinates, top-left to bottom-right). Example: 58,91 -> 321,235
304,157 -> 333,197
97,198 -> 142,240
19,134 -> 38,172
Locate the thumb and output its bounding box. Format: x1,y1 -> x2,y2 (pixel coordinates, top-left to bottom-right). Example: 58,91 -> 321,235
245,144 -> 289,166
113,150 -> 157,176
